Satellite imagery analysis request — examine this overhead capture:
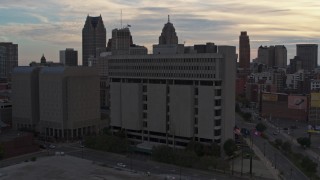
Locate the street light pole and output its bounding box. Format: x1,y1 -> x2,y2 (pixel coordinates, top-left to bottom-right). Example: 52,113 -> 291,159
232,156 -> 234,175
274,153 -> 277,169
81,146 -> 84,158
250,133 -> 253,177
241,150 -> 243,176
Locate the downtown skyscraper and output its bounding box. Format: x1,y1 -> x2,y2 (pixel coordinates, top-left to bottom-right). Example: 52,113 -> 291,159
296,44 -> 318,71
158,15 -> 178,45
239,31 -> 250,69
82,15 -> 106,66
0,42 -> 18,80
60,48 -> 78,66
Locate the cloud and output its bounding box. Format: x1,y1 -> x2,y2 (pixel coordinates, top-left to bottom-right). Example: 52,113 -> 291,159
27,13 -> 49,23
0,0 -> 319,65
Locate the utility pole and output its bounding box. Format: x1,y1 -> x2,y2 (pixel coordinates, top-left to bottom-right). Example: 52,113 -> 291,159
241,150 -> 243,176
232,156 -> 234,175
250,133 -> 253,177
274,153 -> 277,169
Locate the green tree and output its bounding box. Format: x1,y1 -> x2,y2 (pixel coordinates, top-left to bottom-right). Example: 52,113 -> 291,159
235,103 -> 241,113
281,141 -> 292,153
186,141 -> 220,157
275,138 -> 283,147
297,137 -> 311,148
102,127 -> 111,135
256,123 -> 267,133
242,112 -> 252,121
223,139 -> 237,156
186,141 -> 204,156
301,156 -> 318,174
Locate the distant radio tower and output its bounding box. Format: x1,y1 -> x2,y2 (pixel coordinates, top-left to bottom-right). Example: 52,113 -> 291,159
120,9 -> 122,28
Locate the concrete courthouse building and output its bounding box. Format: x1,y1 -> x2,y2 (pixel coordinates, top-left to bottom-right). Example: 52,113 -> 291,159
107,50 -> 236,147
12,67 -> 103,139
94,17 -> 237,147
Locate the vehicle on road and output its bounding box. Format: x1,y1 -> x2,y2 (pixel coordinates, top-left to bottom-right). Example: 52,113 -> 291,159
117,163 -> 127,168
49,144 -> 56,149
39,144 -> 47,149
273,132 -> 278,135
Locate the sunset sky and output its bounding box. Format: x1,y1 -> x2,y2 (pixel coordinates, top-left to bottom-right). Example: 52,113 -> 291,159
0,0 -> 319,65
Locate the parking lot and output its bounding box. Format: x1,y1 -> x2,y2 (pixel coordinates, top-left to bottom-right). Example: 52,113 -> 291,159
0,155 -> 161,180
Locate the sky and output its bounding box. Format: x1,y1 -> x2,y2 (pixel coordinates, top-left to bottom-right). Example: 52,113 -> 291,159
0,0 -> 319,66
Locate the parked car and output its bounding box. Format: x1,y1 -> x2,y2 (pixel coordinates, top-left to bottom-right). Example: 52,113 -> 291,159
49,144 -> 56,149
117,163 -> 127,168
39,144 -> 47,149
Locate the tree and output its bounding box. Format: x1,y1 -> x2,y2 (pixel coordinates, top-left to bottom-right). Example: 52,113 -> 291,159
102,127 -> 111,135
223,139 -> 237,156
256,123 -> 267,133
275,138 -> 283,147
235,103 -> 241,113
301,156 -> 318,174
297,137 -> 311,148
281,141 -> 292,153
242,112 -> 252,121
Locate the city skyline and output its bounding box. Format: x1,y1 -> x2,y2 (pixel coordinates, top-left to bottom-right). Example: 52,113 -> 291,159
0,0 -> 319,65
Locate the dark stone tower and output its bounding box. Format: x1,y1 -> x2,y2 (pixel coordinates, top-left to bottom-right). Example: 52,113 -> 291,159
239,31 -> 250,69
159,15 -> 178,45
82,15 -> 106,66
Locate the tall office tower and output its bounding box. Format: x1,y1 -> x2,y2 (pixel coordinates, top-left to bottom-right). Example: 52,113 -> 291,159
153,16 -> 183,54
289,56 -> 303,73
274,45 -> 287,68
111,27 -> 132,55
0,42 -> 18,80
239,31 -> 250,69
257,46 -> 270,65
82,15 -> 106,66
60,48 -> 78,66
296,44 -> 318,71
159,15 -> 178,45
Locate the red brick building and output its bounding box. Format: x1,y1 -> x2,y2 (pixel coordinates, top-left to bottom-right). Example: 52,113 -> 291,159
0,131 -> 39,159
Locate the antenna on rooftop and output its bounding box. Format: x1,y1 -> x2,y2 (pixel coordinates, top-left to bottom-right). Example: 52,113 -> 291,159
121,9 -> 123,28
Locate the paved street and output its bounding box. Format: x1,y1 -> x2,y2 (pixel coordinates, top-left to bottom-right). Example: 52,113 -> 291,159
236,113 -> 309,180
55,143 -> 246,180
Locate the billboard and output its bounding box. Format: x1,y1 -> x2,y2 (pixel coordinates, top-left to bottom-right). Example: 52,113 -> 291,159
311,93 -> 320,108
262,94 -> 278,102
288,95 -> 307,110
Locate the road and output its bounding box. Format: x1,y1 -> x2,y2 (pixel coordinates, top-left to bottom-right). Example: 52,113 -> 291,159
55,143 -> 244,180
236,113 -> 309,180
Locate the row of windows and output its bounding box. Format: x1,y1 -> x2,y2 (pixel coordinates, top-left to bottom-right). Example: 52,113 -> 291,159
109,65 -> 215,71
113,127 -> 221,145
110,72 -> 216,79
108,58 -> 217,64
111,78 -> 221,86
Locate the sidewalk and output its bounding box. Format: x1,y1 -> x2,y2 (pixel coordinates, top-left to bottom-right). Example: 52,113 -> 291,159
243,138 -> 280,180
